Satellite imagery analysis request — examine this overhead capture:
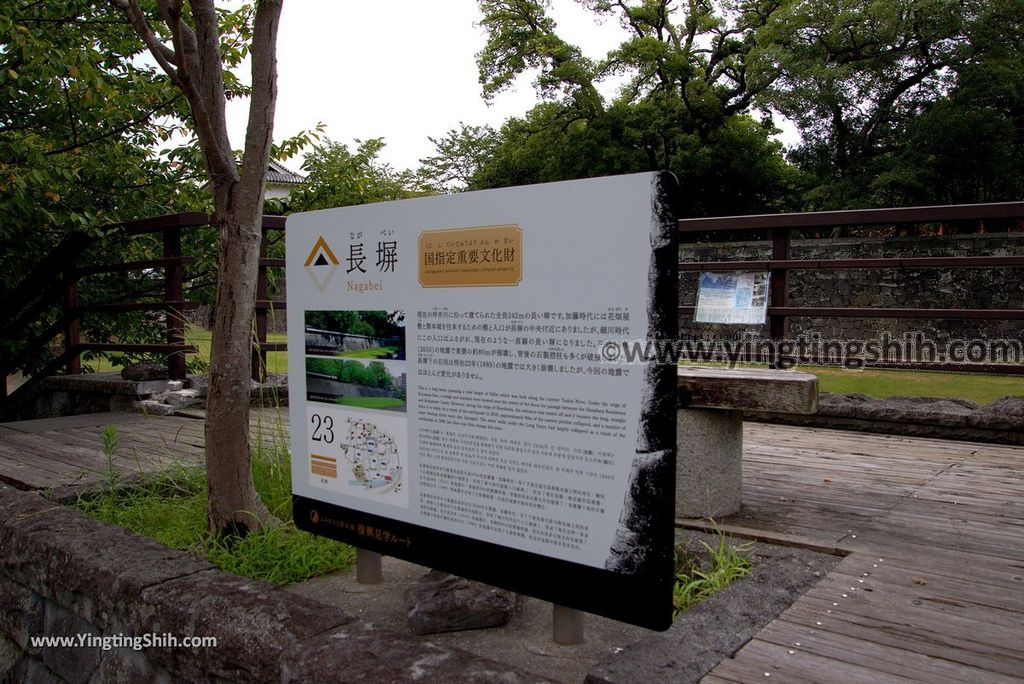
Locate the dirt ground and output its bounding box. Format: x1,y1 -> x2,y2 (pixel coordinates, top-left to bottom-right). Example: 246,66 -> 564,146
288,530 -> 841,684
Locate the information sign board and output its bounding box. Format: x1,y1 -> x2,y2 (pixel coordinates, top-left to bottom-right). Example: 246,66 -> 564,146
694,271 -> 770,325
288,172 -> 678,629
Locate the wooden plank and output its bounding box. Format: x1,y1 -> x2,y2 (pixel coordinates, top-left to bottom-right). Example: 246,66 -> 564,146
710,638 -> 918,684
827,566 -> 1024,613
678,366 -> 818,413
0,450 -> 74,483
779,602 -> 1024,676
42,428 -> 191,474
807,575 -> 1024,633
758,617 -> 1022,684
0,441 -> 80,476
0,411 -> 147,434
0,433 -> 110,473
0,462 -> 76,490
863,550 -> 1024,591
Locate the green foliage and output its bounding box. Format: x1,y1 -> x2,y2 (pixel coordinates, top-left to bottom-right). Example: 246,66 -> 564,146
305,310 -> 404,340
474,100 -> 801,215
470,0 -> 804,215
764,0 -> 1024,208
100,425 -> 120,491
674,533 -> 754,615
807,366 -> 1024,405
477,0 -> 602,114
337,346 -> 399,359
76,427 -> 355,585
306,358 -> 395,390
0,1 -> 264,376
468,0 -> 1021,213
336,397 -> 405,409
305,357 -> 335,377
284,138 -> 422,212
0,2 -> 201,239
417,123 -> 500,193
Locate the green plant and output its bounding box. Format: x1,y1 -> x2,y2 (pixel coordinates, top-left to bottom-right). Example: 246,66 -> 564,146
673,531 -> 754,616
100,425 -> 120,492
76,422 -> 354,585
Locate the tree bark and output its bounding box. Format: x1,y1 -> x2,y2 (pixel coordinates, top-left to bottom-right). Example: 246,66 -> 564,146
114,0 -> 284,537
205,210 -> 270,536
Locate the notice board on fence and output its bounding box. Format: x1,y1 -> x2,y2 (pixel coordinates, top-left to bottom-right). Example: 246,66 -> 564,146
694,271 -> 770,325
288,172 -> 678,630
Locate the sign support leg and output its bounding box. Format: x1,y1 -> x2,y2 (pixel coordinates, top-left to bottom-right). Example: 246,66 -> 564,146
552,604 -> 584,645
356,549 -> 383,584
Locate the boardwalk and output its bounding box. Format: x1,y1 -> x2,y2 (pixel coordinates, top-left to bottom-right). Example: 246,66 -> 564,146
0,409 -> 285,491
0,411 -> 1021,682
698,423 -> 1024,683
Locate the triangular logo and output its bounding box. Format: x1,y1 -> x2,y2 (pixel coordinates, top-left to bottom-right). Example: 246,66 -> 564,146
304,236 -> 339,267
304,235 -> 339,292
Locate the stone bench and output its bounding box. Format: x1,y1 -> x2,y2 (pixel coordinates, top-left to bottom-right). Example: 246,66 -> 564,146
676,366 -> 818,519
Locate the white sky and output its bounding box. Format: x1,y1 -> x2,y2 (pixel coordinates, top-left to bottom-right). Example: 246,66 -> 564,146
224,1 -> 797,174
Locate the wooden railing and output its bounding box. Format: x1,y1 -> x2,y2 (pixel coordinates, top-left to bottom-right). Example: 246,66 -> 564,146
4,201 -> 1020,410
0,212 -> 287,404
678,201 -> 1024,374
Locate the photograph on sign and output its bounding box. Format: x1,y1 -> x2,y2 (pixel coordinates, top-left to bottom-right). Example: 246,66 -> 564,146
287,172 -> 678,630
694,271 -> 770,325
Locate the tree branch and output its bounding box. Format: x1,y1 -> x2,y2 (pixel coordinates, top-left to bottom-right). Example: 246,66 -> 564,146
238,0 -> 284,217
150,0 -> 238,186
109,0 -> 179,71
36,93 -> 183,159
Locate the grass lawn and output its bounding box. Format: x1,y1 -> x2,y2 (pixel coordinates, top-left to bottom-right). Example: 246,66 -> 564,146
335,396 -> 405,410
337,346 -> 399,359
682,360 -> 1021,405
83,326 -> 289,375
806,365 -> 1023,405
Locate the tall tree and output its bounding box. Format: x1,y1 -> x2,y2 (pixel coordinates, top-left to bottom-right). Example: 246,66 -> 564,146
875,0 -> 1024,206
111,0 -> 284,536
473,0 -> 801,214
417,123 -> 499,193
285,138 -> 420,212
763,0 -> 971,208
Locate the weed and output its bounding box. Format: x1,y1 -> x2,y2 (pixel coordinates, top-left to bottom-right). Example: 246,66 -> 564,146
673,530 -> 754,616
100,425 -> 120,491
76,425 -> 353,585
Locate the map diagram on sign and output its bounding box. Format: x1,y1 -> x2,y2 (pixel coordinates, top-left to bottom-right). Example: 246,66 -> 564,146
340,417 -> 403,495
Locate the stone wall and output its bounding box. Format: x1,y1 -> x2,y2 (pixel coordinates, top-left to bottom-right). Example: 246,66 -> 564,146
679,232 -> 1024,350
0,484 -> 542,683
306,377 -> 397,401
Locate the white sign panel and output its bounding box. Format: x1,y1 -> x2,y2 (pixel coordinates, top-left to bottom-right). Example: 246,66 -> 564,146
287,173 -> 677,629
694,271 -> 770,324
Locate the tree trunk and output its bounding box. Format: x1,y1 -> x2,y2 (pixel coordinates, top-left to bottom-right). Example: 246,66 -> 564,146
112,0 -> 284,537
205,210 -> 272,537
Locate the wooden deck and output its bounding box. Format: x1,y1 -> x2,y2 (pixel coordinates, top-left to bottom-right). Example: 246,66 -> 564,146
0,412 -> 1021,681
0,409 -> 285,491
698,423 -> 1024,683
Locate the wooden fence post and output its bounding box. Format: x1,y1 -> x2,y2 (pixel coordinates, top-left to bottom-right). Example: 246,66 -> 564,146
252,228 -> 270,382
164,226 -> 186,381
63,254 -> 80,375
769,227 -> 790,368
